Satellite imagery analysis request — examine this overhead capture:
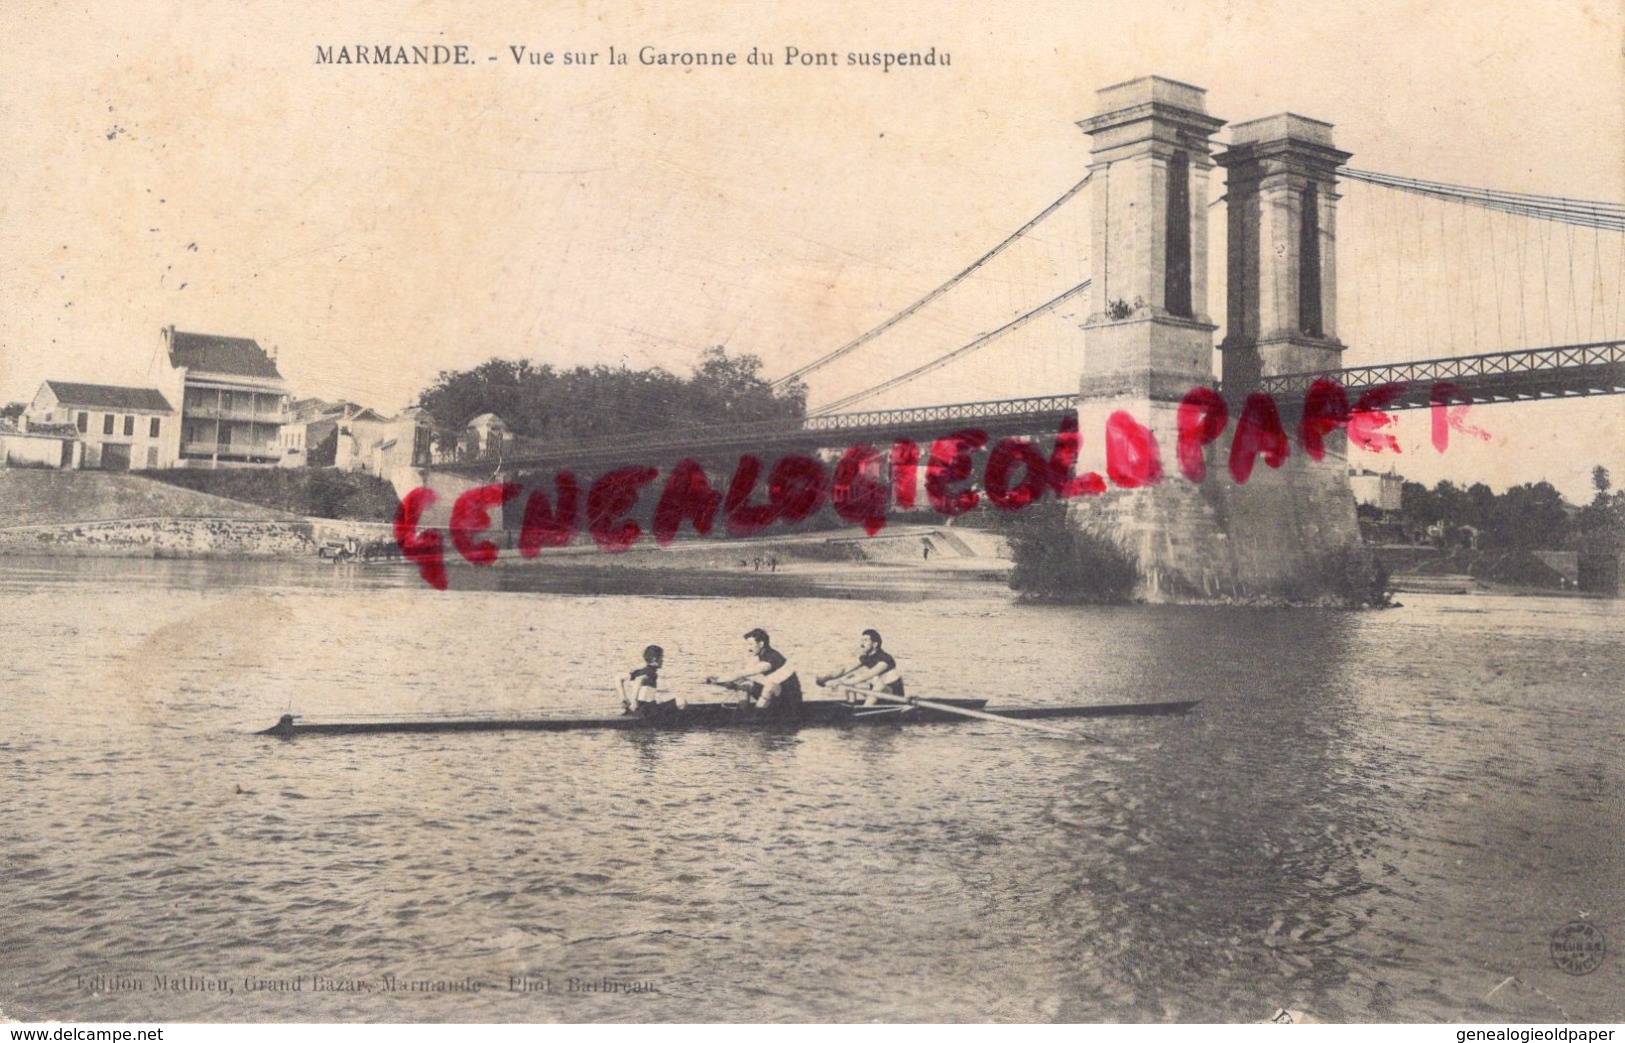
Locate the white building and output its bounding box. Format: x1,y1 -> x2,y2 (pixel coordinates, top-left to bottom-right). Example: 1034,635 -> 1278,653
461,413 -> 512,458
1349,468 -> 1404,512
23,381 -> 177,470
154,327 -> 290,467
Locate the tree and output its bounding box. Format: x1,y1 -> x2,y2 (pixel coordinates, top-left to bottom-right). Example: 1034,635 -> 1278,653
1432,480 -> 1471,527
0,402 -> 24,421
1574,467 -> 1624,594
414,347 -> 807,448
1399,480 -> 1438,537
1467,482 -> 1497,530
1574,466 -> 1623,543
1484,481 -> 1569,549
418,358 -> 541,442
307,428 -> 337,467
688,347 -> 808,423
1402,477 -> 1583,550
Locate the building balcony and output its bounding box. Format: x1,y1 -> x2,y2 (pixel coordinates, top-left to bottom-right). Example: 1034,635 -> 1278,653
180,440 -> 282,460
183,404 -> 288,423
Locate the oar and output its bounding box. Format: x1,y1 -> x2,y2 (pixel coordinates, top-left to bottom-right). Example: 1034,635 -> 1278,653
830,684 -> 1103,744
706,679 -> 756,705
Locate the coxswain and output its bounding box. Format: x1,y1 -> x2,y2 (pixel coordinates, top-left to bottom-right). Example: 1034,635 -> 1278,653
707,628 -> 802,715
618,644 -> 685,716
816,628 -> 905,706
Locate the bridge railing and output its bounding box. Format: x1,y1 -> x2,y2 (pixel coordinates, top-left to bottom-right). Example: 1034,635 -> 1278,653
1257,340 -> 1624,403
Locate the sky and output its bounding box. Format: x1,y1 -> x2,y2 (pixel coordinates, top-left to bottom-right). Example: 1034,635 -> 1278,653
2,0 -> 1621,501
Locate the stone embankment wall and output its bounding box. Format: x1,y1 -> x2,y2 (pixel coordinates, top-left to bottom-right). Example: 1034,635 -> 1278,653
0,517 -> 403,559
308,520 -> 397,545
0,517 -> 318,558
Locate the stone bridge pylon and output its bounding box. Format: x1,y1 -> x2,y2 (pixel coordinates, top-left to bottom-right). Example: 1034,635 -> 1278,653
1069,76 -> 1368,602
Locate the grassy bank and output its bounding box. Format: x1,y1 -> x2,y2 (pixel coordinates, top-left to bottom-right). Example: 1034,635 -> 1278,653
141,468 -> 400,521
0,469 -> 296,528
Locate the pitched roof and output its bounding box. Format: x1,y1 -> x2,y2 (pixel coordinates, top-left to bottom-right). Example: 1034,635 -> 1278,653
290,397 -> 357,423
167,330 -> 283,380
287,398 -> 396,425
43,381 -> 173,413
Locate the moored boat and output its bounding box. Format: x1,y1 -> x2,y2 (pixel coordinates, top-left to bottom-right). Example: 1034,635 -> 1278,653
258,698 -> 1199,737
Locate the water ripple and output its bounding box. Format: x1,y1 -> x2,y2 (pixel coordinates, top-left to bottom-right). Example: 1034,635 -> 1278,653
1,560 -> 1620,1022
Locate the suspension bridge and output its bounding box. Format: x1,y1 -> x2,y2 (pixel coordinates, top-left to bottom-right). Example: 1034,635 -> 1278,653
433,77 -> 1624,477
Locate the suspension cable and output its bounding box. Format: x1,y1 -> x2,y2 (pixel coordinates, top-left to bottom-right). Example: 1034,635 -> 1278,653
1342,168 -> 1625,231
810,279 -> 1090,415
771,173 -> 1093,389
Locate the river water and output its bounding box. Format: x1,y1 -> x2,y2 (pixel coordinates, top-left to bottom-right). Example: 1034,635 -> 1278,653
0,556 -> 1620,1023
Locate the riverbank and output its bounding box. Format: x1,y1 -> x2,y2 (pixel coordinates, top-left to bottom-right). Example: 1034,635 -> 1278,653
8,470 -> 1603,601
478,523 -> 1008,571
0,471 -> 400,559
0,471 -> 1015,585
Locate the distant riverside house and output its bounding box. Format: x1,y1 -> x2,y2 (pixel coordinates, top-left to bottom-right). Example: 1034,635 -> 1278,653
331,407 -> 392,471
19,381 -> 176,470
154,327 -> 290,467
1349,468 -> 1404,513
280,397 -> 433,485
460,413 -> 512,459
346,405 -> 434,482
280,397 -> 369,467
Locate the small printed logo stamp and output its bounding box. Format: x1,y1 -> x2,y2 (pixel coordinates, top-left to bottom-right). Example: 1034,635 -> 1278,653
1550,921 -> 1606,976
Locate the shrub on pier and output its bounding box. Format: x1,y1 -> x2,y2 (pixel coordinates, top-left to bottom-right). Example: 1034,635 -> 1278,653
1002,501 -> 1139,604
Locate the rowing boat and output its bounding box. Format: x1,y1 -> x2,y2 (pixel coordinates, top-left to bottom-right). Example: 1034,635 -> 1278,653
257,698 -> 1199,737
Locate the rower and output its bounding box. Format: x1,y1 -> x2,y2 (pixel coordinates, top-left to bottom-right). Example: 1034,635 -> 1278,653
816,628 -> 905,706
707,628 -> 802,715
618,644 -> 685,716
